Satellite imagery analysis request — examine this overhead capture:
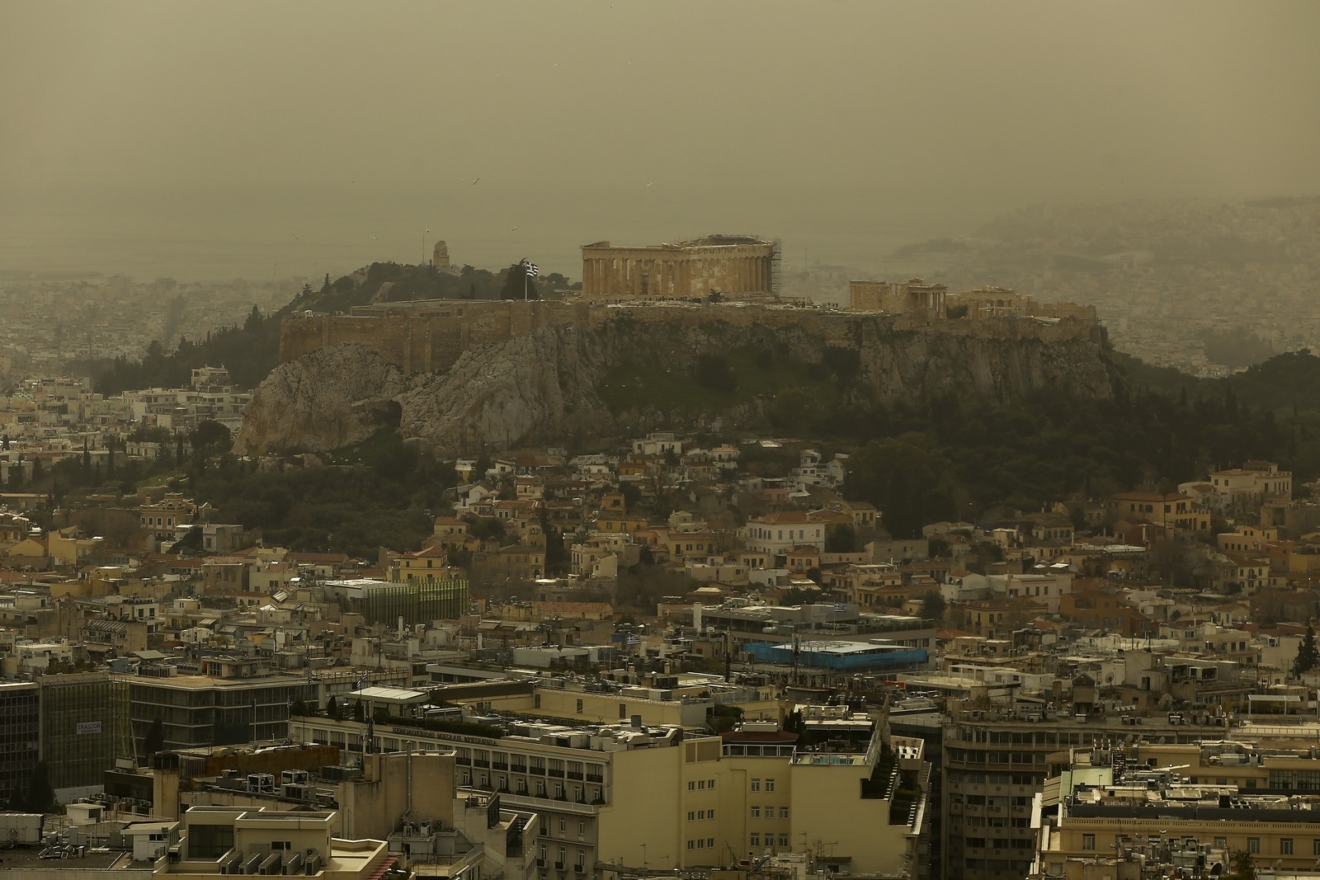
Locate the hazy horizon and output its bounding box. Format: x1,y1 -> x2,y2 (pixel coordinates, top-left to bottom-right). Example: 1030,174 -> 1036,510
3,1 -> 1319,281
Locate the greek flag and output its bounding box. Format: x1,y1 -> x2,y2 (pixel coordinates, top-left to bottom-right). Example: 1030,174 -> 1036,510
355,671 -> 369,690
522,259 -> 539,278
833,603 -> 846,613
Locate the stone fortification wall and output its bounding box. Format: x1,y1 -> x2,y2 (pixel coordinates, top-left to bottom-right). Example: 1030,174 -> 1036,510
279,300 -> 1103,376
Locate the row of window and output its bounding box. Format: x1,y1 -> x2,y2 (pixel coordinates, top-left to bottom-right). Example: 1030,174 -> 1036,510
686,779 -> 717,791
688,838 -> 716,850
950,794 -> 1032,809
946,771 -> 1041,785
750,834 -> 791,848
750,807 -> 789,819
538,845 -> 585,868
750,778 -> 776,792
1082,835 -> 1314,856
960,817 -> 1031,828
687,810 -> 715,821
963,838 -> 1033,850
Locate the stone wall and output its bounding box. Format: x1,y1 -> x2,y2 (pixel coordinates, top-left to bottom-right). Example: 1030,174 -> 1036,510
279,299 -> 1105,377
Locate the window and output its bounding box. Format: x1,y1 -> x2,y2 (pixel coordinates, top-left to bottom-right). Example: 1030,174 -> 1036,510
709,809 -> 716,819
1312,839 -> 1320,856
688,841 -> 695,850
751,807 -> 761,818
765,778 -> 776,792
1248,838 -> 1260,855
688,811 -> 695,821
709,779 -> 716,789
576,699 -> 583,713
779,807 -> 789,819
751,779 -> 761,792
751,834 -> 760,847
697,780 -> 705,790
1082,835 -> 1095,851
1282,839 -> 1294,855
708,839 -> 715,848
559,819 -> 566,833
778,834 -> 788,848
578,822 -> 585,835
688,781 -> 695,791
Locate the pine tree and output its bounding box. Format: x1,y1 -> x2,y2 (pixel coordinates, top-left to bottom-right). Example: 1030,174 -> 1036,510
353,699 -> 365,722
327,696 -> 340,720
1295,626 -> 1319,677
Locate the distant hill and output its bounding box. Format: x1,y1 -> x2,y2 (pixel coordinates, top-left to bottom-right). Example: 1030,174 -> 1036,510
1116,349 -> 1320,413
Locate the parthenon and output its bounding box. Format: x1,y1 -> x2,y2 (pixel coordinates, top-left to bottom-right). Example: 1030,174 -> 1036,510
580,235 -> 776,302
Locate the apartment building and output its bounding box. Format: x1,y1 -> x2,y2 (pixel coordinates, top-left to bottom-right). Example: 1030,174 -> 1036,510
1034,739 -> 1320,879
942,705 -> 1212,880
293,708 -> 928,879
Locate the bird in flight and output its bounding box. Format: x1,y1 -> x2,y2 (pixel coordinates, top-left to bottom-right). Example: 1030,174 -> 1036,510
472,178 -> 480,186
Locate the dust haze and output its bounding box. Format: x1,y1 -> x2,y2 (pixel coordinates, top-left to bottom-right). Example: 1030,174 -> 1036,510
2,0 -> 1318,279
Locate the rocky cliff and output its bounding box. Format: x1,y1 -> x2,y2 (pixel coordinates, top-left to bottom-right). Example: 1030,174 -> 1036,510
235,312 -> 1115,457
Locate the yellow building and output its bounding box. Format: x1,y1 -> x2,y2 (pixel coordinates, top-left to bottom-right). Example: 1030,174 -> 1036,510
295,708 -> 927,879
1035,741 -> 1320,879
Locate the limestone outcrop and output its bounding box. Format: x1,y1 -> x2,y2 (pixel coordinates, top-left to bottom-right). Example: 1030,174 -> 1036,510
236,313 -> 1116,457
233,343 -> 407,456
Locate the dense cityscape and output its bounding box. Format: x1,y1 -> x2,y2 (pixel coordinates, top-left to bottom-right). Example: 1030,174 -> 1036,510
3,4 -> 1319,880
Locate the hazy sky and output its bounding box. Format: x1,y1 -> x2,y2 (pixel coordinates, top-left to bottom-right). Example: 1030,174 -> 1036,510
2,0 -> 1318,279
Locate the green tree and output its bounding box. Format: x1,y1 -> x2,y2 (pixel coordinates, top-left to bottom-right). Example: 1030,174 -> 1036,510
190,420 -> 232,454
693,353 -> 737,393
1296,625 -> 1319,677
353,699 -> 365,722
1227,850 -> 1256,880
499,263 -> 539,300
327,696 -> 341,721
290,699 -> 308,717
825,524 -> 856,553
920,590 -> 946,622
845,433 -> 955,538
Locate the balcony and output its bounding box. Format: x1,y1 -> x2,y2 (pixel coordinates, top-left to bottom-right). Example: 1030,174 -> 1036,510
493,762 -> 509,771
537,859 -> 546,867
474,760 -> 490,769
512,765 -> 527,774
455,757 -> 471,766
548,769 -> 565,778
567,772 -> 584,781
586,774 -> 603,784
575,865 -> 586,874
555,862 -> 565,871
529,767 -> 546,776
